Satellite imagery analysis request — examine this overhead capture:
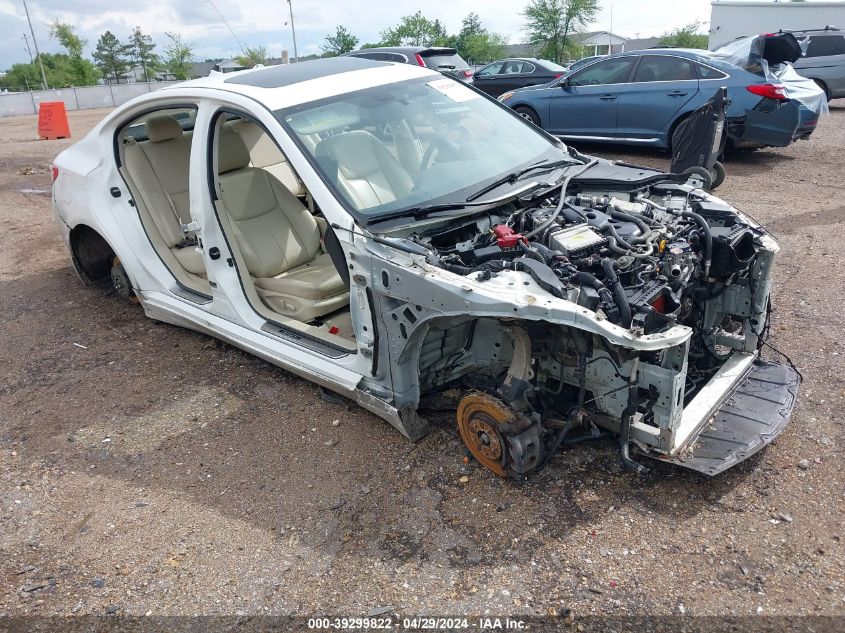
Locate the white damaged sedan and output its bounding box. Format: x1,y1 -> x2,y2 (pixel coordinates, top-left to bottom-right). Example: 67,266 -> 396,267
51,57 -> 799,478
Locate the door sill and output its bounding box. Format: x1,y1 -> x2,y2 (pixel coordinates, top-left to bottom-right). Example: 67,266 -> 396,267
170,285 -> 212,304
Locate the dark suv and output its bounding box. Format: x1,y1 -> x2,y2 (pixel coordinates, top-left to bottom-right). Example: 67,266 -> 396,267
791,27 -> 845,100
345,47 -> 474,82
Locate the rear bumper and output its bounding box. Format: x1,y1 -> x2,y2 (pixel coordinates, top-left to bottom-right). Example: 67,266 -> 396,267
653,357 -> 800,476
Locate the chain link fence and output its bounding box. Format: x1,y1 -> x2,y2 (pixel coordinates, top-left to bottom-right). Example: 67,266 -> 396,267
0,81 -> 184,118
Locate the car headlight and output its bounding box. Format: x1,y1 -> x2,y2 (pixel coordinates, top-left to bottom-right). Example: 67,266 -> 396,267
498,91 -> 514,102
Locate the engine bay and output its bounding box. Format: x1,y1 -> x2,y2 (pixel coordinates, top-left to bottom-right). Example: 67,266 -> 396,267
412,177 -> 774,370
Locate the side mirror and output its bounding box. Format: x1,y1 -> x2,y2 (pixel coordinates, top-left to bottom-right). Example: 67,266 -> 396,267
559,76 -> 571,88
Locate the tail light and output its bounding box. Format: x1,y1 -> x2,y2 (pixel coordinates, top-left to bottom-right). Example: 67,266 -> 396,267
553,73 -> 563,78
462,69 -> 473,77
51,165 -> 59,182
746,83 -> 788,100
414,53 -> 425,67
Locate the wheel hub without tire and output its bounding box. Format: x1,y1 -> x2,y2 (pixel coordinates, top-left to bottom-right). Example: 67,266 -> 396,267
457,393 -> 511,477
110,256 -> 134,300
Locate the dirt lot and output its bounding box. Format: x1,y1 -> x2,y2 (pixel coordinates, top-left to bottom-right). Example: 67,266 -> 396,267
1,104 -> 844,622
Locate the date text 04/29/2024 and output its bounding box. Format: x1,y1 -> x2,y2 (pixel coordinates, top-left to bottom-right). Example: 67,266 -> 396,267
307,617 -> 528,630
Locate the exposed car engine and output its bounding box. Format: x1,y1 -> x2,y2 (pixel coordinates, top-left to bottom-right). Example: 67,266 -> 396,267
387,172 -> 786,478
416,178 -> 773,369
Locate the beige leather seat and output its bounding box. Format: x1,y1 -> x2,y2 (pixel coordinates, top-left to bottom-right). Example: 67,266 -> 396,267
217,127 -> 348,322
228,119 -> 305,197
123,116 -> 205,276
392,119 -> 424,177
315,130 -> 414,210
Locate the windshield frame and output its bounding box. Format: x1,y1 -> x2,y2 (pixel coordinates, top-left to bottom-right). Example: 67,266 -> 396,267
274,76 -> 570,227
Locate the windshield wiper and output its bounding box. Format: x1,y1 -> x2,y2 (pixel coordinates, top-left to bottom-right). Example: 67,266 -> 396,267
364,201 -> 487,228
465,158 -> 582,202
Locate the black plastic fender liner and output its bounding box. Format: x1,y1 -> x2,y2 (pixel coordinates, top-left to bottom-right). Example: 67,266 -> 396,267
654,360 -> 801,476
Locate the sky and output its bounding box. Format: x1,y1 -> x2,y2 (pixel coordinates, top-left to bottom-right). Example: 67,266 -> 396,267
0,0 -> 717,69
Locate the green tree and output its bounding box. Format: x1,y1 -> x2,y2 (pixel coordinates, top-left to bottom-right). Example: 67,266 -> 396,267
321,25 -> 359,56
93,30 -> 132,82
659,22 -> 709,50
128,27 -> 160,81
49,21 -> 98,85
163,33 -> 194,79
523,0 -> 600,64
455,12 -> 484,59
0,54 -> 83,91
235,45 -> 267,68
381,11 -> 450,47
463,32 -> 508,64
453,13 -> 507,64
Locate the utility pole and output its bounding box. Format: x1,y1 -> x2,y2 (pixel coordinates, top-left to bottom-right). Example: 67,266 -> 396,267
22,33 -> 34,64
287,0 -> 299,62
22,0 -> 48,90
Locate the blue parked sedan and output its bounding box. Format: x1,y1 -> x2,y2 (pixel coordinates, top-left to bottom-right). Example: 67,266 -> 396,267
498,46 -> 825,150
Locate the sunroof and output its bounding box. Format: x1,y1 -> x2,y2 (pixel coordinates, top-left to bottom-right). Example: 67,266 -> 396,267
224,56 -> 389,88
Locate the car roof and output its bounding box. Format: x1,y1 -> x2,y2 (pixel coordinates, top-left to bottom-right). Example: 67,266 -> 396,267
157,56 -> 439,110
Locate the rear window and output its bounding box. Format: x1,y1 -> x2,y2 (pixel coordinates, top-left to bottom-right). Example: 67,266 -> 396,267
806,35 -> 845,57
633,56 -> 696,82
543,61 -> 567,72
696,63 -> 729,80
421,51 -> 469,70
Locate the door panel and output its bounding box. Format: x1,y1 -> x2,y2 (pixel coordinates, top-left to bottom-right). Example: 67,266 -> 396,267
471,62 -> 504,96
548,57 -> 636,137
616,55 -> 700,142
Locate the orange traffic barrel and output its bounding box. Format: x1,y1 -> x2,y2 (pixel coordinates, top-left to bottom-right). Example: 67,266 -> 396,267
37,101 -> 71,140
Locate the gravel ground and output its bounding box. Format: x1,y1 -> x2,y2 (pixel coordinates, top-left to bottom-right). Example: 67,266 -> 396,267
1,104 -> 843,621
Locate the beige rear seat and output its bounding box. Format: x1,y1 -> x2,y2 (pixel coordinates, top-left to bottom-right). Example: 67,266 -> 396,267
123,116 -> 205,276
216,127 -> 348,322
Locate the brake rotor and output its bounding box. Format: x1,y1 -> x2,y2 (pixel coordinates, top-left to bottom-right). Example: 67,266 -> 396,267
456,393 -> 513,477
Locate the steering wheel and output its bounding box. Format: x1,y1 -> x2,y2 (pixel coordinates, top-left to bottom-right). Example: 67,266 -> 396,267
420,134 -> 462,171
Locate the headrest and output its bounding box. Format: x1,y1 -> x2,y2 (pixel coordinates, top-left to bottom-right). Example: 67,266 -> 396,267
217,126 -> 251,174
316,131 -> 381,179
230,120 -> 283,168
145,115 -> 183,143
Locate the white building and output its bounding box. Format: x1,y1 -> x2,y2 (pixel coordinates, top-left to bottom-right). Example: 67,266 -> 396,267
709,0 -> 845,49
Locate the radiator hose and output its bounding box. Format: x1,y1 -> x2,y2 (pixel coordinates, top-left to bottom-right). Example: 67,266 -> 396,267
601,258 -> 632,328
680,210 -> 712,278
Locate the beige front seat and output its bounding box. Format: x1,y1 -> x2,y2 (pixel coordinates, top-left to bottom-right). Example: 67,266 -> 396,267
217,128 -> 348,322
123,116 -> 205,276
315,130 -> 414,210
229,120 -> 305,197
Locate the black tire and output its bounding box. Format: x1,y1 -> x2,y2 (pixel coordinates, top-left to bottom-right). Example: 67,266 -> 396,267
681,166 -> 713,190
669,114 -> 691,157
812,78 -> 831,102
710,161 -> 726,190
514,106 -> 540,126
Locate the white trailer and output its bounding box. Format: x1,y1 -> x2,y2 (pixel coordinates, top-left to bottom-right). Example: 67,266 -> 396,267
709,1 -> 845,49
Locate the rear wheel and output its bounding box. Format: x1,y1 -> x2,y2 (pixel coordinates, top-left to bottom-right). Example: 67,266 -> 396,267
812,78 -> 831,102
514,106 -> 541,127
110,256 -> 137,302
